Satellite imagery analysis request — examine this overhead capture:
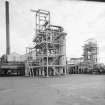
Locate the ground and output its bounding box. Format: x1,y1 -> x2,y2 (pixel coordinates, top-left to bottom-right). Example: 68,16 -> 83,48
0,74 -> 105,105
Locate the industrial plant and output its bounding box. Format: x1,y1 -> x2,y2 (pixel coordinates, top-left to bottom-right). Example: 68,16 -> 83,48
68,39 -> 105,74
1,1 -> 105,105
0,1 -> 105,77
25,9 -> 67,77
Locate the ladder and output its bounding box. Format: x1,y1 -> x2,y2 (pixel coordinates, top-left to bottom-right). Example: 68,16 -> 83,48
25,60 -> 34,77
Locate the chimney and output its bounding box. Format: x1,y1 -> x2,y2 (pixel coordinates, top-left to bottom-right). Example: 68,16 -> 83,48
5,1 -> 10,55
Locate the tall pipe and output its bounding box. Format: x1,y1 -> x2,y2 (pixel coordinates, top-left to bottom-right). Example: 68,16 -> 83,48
5,1 -> 10,55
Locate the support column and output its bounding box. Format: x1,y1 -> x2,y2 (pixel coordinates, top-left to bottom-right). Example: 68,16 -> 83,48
46,32 -> 49,77
64,66 -> 66,75
53,67 -> 55,76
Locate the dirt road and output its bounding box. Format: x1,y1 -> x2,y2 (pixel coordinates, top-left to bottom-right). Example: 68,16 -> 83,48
0,74 -> 105,105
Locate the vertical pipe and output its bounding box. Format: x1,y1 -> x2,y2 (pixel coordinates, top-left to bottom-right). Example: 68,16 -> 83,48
5,1 -> 10,56
46,33 -> 49,77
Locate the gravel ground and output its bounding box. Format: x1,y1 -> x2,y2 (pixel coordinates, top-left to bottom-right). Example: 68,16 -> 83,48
0,74 -> 105,105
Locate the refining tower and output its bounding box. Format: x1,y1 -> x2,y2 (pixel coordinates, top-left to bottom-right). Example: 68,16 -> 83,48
83,39 -> 98,71
26,9 -> 67,77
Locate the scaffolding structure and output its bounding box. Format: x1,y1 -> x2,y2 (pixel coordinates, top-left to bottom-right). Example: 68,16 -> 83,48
67,39 -> 98,74
26,9 -> 67,77
25,47 -> 35,76
83,39 -> 98,70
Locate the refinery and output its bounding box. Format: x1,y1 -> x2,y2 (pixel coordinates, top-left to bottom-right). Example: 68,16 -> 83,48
0,1 -> 105,77
0,1 -> 105,105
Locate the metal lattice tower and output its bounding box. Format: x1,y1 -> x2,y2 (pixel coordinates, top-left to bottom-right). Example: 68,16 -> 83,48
83,39 -> 98,65
30,9 -> 67,77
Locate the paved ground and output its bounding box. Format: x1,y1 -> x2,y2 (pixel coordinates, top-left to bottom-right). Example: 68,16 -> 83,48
0,74 -> 105,105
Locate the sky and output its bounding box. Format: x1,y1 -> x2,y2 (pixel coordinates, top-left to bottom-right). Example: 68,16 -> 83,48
0,0 -> 105,63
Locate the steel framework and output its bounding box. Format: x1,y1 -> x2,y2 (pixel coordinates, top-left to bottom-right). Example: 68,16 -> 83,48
83,39 -> 98,63
26,9 -> 67,77
82,39 -> 98,71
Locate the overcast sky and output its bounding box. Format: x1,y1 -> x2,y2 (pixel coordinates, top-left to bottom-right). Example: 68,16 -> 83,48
1,0 -> 105,63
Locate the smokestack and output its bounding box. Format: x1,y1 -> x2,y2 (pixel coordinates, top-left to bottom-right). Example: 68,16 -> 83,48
5,1 -> 10,55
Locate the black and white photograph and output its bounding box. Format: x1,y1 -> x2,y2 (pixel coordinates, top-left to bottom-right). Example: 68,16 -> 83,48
0,0 -> 105,105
